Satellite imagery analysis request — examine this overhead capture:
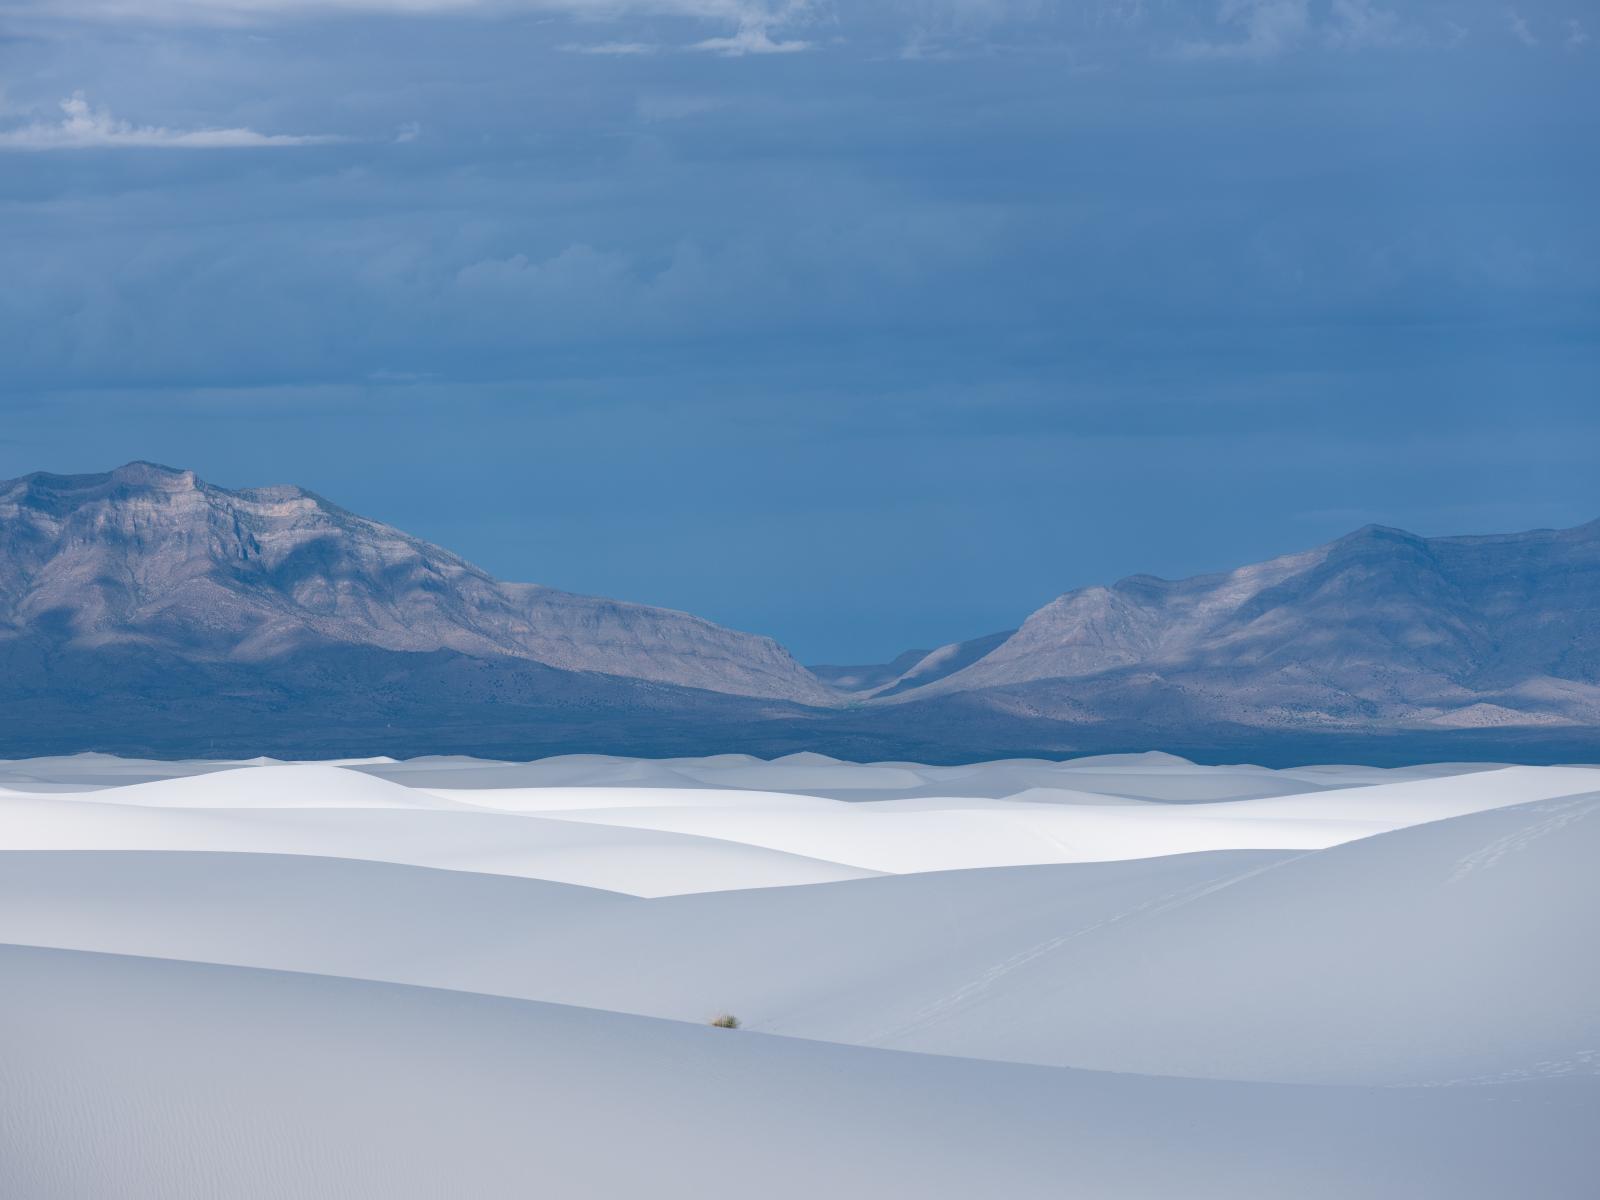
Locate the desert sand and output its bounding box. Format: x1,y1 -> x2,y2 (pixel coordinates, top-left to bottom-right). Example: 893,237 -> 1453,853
2,751 -> 1596,1196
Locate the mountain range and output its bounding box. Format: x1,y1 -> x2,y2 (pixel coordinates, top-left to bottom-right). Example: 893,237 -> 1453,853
2,462 -> 1597,763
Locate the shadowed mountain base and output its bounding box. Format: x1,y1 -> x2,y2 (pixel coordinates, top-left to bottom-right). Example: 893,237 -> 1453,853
2,639 -> 1596,766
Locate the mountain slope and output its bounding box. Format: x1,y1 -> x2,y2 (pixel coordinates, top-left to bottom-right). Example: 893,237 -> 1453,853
0,462 -> 831,705
809,646 -> 933,693
810,630 -> 1013,698
891,522 -> 1600,732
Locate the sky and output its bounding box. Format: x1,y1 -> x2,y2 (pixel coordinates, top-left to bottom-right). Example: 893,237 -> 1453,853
1,0 -> 1597,663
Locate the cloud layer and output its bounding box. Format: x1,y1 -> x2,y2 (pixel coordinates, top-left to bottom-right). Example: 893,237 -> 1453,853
0,93 -> 340,150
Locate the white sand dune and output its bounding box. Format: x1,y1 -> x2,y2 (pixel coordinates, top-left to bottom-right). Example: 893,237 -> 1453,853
420,783 -> 846,814
0,846 -> 1286,1049
0,752 -> 245,793
515,764 -> 1600,874
0,788 -> 879,896
873,791 -> 1600,1083
6,759 -> 1592,890
355,749 -> 1401,802
44,763 -> 474,810
3,751 -> 1597,1195
3,944 -> 1595,1200
3,791 -> 1594,1085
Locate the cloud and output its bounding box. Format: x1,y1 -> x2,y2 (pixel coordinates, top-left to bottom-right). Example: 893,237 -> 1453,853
36,0 -> 788,24
1175,0 -> 1444,59
562,32 -> 809,55
561,40 -> 662,54
25,0 -> 820,57
690,23 -> 810,54
0,93 -> 341,150
1505,7 -> 1537,45
561,8 -> 811,56
1177,0 -> 1311,59
394,121 -> 423,143
16,0 -> 1494,65
1565,18 -> 1589,49
1324,0 -> 1403,49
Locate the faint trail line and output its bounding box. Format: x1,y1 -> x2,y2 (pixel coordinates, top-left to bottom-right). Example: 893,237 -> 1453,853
867,852 -> 1310,1046
1447,793 -> 1600,884
1408,1049 -> 1600,1088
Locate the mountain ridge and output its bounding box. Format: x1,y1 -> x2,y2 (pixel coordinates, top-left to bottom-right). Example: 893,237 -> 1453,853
0,461 -> 832,705
899,518 -> 1600,732
3,461 -> 1600,760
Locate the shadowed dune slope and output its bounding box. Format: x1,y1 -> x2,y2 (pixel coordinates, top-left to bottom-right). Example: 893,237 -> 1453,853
874,791 -> 1600,1084
2,944 -> 1596,1200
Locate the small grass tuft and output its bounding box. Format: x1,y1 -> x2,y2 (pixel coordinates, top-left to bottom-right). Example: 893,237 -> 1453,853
709,1013 -> 741,1029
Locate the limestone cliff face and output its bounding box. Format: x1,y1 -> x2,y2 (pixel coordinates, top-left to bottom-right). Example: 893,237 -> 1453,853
898,522 -> 1600,729
0,462 -> 832,705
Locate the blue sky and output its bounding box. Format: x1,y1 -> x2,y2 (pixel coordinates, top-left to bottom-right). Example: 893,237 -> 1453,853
2,0 -> 1596,662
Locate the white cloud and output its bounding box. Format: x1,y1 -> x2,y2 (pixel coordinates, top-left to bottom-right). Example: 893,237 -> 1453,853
68,0 -> 822,58
1175,0 -> 1442,59
1565,18 -> 1589,49
560,5 -> 812,56
0,92 -> 341,150
690,23 -> 809,54
394,120 -> 423,142
12,0 -> 1539,64
561,40 -> 662,54
1324,0 -> 1403,50
24,0 -> 820,55
1506,7 -> 1537,46
1177,0 -> 1311,60
35,0 -> 783,23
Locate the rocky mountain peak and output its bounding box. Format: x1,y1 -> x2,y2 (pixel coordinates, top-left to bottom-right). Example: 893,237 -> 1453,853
0,463 -> 832,705
888,519 -> 1600,731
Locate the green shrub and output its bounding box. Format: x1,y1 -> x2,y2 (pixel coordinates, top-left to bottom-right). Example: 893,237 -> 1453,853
709,1013 -> 741,1029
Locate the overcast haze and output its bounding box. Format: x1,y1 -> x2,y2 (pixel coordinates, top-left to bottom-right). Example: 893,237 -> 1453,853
2,0 -> 1596,661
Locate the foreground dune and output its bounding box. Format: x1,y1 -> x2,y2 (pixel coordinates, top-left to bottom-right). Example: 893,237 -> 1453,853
0,846 -> 1285,1057
4,944 -> 1595,1200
